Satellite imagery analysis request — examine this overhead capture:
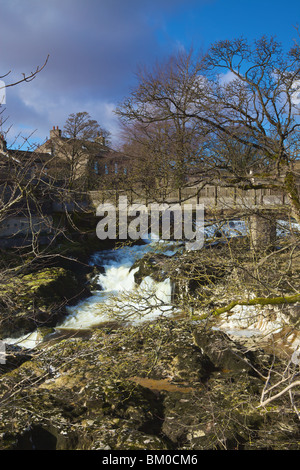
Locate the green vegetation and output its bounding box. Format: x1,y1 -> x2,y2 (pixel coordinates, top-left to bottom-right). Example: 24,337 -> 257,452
213,294 -> 300,316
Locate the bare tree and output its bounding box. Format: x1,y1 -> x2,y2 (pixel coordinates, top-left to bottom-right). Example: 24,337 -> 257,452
120,116 -> 208,199
0,63 -> 93,340
116,38 -> 300,221
0,57 -> 52,240
115,40 -> 300,419
258,348 -> 300,419
43,112 -> 111,190
0,56 -> 49,92
63,111 -> 107,141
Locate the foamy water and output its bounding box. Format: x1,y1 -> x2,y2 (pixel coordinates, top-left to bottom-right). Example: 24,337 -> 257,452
59,240 -> 175,329
3,219 -> 299,349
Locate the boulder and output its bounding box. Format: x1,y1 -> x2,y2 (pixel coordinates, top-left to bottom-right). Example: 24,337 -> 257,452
130,253 -> 171,285
0,268 -> 89,338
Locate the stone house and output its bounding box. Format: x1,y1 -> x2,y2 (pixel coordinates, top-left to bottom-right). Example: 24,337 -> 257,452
0,128 -> 131,243
36,126 -> 131,187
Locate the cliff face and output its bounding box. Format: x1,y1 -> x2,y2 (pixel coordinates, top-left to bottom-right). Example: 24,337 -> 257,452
0,318 -> 299,450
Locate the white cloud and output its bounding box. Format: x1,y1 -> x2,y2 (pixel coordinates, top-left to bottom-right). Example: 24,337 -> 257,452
6,86 -> 121,147
291,80 -> 300,105
0,0 -> 212,149
218,70 -> 238,85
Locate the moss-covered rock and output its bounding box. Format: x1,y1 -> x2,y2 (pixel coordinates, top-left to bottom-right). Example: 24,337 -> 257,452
0,268 -> 89,338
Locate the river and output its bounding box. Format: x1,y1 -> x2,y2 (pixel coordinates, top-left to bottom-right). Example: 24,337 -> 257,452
4,218 -> 298,350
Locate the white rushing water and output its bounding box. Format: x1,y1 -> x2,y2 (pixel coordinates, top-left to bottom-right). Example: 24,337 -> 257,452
59,240 -> 176,330
2,235 -> 180,349
3,218 -> 299,349
3,330 -> 43,349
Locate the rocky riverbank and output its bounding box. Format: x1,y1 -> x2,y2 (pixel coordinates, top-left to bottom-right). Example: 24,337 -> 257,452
0,236 -> 117,339
0,267 -> 90,339
0,318 -> 300,450
0,236 -> 300,450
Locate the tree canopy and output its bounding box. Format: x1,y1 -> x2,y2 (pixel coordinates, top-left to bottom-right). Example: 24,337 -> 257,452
116,36 -> 300,221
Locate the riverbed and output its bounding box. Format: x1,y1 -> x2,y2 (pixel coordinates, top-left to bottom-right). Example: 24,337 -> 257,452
3,218 -> 299,350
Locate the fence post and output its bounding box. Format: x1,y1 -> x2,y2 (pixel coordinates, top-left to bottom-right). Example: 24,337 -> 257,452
178,188 -> 182,204
214,186 -> 218,206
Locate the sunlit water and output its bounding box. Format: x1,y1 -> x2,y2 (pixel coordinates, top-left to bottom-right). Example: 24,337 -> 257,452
59,239 -> 176,330
3,219 -> 299,349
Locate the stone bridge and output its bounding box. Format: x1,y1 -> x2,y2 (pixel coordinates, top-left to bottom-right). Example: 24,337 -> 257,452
89,185 -> 288,212
88,184 -> 294,250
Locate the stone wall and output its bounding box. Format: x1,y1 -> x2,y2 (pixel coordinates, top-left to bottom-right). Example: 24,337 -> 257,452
0,215 -> 53,238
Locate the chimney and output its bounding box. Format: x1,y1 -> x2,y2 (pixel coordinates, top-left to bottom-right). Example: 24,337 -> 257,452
50,126 -> 62,139
0,133 -> 7,151
95,132 -> 105,146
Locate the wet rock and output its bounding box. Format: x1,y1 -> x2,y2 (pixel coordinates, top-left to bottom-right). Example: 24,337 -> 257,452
0,344 -> 32,375
86,265 -> 104,291
130,253 -> 171,285
0,319 -> 299,450
0,268 -> 89,338
192,329 -> 259,375
130,251 -> 229,305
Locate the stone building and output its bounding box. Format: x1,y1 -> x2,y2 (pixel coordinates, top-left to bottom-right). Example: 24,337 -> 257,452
36,126 -> 131,187
0,127 -> 132,243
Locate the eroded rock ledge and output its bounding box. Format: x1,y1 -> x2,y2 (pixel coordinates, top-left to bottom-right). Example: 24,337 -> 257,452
0,318 -> 299,450
0,267 -> 91,339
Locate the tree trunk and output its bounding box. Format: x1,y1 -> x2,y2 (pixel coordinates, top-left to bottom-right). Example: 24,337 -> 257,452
284,172 -> 300,225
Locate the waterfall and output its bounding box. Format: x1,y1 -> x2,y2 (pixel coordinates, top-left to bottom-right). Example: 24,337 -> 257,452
59,240 -> 176,330
0,221 -> 248,348
1,237 -> 178,349
4,218 -> 296,349
3,330 -> 42,350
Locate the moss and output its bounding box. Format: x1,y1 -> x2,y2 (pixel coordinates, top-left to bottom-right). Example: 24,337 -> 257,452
0,268 -> 81,307
0,267 -> 88,338
213,293 -> 300,316
47,234 -> 116,262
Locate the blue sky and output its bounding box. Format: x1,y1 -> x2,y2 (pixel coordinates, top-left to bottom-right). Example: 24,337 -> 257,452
158,0 -> 299,51
0,0 -> 299,149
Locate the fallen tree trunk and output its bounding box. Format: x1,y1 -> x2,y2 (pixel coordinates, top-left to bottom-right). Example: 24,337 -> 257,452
213,293 -> 300,316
